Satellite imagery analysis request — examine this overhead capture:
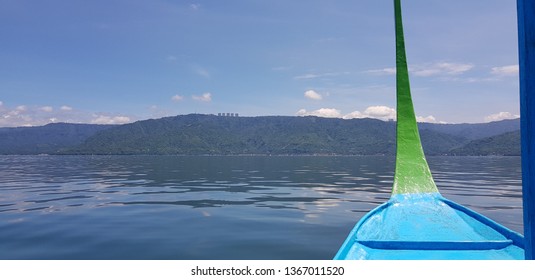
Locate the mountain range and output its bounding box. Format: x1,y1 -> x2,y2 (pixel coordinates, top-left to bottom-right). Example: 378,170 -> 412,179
0,114 -> 521,156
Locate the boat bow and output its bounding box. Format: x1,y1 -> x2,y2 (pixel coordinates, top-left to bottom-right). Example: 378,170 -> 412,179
334,0 -> 525,260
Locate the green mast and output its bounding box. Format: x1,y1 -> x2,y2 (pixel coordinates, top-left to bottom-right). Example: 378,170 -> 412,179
392,0 -> 438,195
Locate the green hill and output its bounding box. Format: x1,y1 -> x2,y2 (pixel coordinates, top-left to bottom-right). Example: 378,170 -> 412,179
66,114 -> 468,155
0,115 -> 520,156
419,119 -> 519,140
450,130 -> 520,156
65,115 -> 397,155
0,123 -> 114,154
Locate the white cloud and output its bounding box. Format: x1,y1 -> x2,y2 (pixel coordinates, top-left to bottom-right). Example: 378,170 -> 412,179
40,106 -> 53,112
411,69 -> 441,77
365,67 -> 397,75
3,105 -> 28,118
294,73 -> 321,80
484,112 -> 519,122
343,108 -> 444,123
296,108 -> 341,118
344,106 -> 397,121
0,103 -> 139,127
294,72 -> 349,80
304,90 -> 323,100
436,62 -> 474,75
364,106 -> 397,119
342,111 -> 365,119
416,115 -> 438,123
296,109 -> 307,115
190,3 -> 201,10
412,62 -> 474,77
91,115 -> 131,125
192,92 -> 212,102
298,106 -> 397,121
491,65 -> 519,76
171,95 -> 184,102
295,74 -> 316,79
0,101 -> 3,107
366,62 -> 474,77
0,104 -> 34,127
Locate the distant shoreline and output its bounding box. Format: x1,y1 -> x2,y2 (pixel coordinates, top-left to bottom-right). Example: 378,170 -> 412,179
0,154 -> 521,157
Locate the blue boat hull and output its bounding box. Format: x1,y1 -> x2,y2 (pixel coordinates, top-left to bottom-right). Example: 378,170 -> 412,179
334,193 -> 525,260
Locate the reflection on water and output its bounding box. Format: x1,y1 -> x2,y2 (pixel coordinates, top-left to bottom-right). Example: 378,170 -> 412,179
0,155 -> 523,259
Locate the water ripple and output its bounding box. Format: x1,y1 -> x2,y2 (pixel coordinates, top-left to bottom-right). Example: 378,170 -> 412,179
0,155 -> 523,259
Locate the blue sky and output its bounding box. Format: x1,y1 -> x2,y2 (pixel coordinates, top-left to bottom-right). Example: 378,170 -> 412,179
0,0 -> 520,127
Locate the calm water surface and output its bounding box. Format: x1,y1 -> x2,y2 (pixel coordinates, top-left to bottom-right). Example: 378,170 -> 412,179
0,155 -> 523,259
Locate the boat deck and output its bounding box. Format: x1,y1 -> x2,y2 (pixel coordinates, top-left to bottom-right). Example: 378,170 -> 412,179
335,193 -> 524,260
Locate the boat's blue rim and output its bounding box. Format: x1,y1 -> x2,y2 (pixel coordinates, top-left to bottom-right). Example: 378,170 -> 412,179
334,193 -> 525,259
439,197 -> 525,247
356,240 -> 513,250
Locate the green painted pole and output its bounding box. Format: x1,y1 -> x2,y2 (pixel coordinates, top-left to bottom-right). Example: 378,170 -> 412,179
392,0 -> 439,195
517,0 -> 535,260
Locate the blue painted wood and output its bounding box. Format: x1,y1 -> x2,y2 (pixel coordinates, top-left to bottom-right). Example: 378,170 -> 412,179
334,194 -> 525,260
518,0 -> 535,260
356,240 -> 513,251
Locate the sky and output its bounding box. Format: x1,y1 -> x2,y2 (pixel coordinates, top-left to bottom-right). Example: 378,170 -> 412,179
0,0 -> 521,127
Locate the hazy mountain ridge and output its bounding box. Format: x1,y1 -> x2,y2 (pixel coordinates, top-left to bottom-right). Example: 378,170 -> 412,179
0,123 -> 115,155
0,115 -> 520,155
418,119 -> 520,140
450,130 -> 520,156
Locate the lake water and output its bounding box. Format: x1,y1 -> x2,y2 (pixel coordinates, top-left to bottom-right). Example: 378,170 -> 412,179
0,155 -> 523,259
